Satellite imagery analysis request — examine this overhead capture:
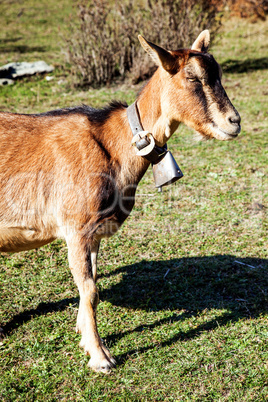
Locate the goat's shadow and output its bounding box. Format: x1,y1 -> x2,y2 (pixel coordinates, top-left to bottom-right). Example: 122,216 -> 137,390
2,255 -> 267,365
98,255 -> 267,363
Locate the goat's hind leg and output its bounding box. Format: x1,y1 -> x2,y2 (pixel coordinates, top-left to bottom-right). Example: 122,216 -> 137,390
67,234 -> 115,373
75,239 -> 100,334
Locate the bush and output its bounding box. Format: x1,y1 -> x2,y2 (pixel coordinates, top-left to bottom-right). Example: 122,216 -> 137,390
64,0 -> 223,87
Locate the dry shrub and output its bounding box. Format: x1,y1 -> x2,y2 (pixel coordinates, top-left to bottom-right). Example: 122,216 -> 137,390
131,0 -> 223,84
65,0 -> 223,87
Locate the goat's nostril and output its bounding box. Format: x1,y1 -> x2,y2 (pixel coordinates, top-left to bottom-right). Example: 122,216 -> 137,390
229,114 -> 241,125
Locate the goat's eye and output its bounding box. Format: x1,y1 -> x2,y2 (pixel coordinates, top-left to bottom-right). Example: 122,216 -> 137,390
187,77 -> 200,83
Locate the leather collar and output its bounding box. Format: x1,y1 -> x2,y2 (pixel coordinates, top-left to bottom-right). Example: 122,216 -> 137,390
127,101 -> 167,163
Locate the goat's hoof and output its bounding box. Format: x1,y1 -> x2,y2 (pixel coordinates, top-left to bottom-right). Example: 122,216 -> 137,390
101,344 -> 115,365
107,356 -> 116,366
89,356 -> 116,374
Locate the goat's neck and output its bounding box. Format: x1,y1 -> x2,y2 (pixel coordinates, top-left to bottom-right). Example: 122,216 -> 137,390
136,68 -> 179,147
117,68 -> 180,186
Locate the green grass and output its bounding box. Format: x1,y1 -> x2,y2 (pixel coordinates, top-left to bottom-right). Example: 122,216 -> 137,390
0,3 -> 268,401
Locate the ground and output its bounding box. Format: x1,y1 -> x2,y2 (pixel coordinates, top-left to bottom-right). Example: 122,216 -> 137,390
0,2 -> 267,400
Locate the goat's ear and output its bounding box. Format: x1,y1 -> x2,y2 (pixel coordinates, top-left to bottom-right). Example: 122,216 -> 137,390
191,30 -> 210,52
138,35 -> 176,73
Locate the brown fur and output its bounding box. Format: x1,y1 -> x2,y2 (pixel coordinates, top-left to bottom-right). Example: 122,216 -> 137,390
0,31 -> 240,372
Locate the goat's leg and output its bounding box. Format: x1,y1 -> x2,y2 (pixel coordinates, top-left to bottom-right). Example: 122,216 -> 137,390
75,239 -> 99,335
76,238 -> 115,365
67,234 -> 115,373
88,239 -> 115,363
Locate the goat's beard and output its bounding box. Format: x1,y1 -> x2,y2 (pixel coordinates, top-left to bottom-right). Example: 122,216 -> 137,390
193,131 -> 211,142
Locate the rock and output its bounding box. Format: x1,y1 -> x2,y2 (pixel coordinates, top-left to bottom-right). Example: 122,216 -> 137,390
0,78 -> 14,86
0,61 -> 54,79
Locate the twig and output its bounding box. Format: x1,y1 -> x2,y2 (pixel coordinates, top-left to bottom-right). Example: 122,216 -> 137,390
234,260 -> 256,269
164,269 -> 170,279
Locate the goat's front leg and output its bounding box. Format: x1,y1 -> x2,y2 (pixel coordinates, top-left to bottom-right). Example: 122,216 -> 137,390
67,234 -> 115,373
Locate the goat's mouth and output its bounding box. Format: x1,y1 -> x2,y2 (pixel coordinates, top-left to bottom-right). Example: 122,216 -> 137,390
209,123 -> 241,140
192,120 -> 241,142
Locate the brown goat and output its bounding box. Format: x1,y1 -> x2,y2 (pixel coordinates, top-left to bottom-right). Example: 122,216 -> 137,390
0,31 -> 240,372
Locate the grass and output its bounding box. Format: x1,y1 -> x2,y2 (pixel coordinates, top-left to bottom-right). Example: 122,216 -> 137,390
0,2 -> 268,401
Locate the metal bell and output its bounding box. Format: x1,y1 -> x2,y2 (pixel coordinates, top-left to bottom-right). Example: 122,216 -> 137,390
152,150 -> 183,189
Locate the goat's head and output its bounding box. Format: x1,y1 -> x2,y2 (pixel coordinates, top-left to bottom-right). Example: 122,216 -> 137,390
139,30 -> 241,141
